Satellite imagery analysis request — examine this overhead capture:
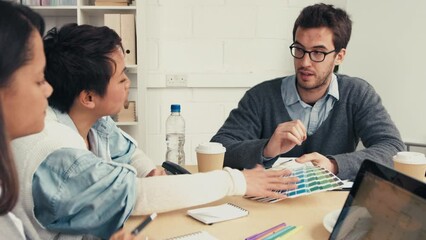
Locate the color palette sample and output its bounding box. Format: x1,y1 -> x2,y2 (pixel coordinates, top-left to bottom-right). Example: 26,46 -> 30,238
246,163 -> 344,203
282,166 -> 344,198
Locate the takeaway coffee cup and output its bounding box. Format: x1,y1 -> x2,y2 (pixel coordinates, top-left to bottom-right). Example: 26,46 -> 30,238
393,151 -> 426,182
195,142 -> 226,172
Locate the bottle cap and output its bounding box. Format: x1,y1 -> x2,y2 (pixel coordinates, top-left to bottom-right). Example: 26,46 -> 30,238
171,104 -> 181,112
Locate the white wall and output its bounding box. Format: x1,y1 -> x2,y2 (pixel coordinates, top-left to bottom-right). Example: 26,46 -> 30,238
343,0 -> 426,146
143,0 -> 348,165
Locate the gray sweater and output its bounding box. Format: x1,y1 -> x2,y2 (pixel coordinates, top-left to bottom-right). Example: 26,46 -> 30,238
211,74 -> 405,180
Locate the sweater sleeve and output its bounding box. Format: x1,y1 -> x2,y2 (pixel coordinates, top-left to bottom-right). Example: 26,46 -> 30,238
117,129 -> 156,178
131,167 -> 246,215
329,82 -> 405,180
106,118 -> 156,177
32,148 -> 137,239
129,148 -> 157,177
211,91 -> 272,169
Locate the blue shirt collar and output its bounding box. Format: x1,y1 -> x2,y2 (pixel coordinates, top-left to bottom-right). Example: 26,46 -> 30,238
283,74 -> 340,106
49,107 -> 113,136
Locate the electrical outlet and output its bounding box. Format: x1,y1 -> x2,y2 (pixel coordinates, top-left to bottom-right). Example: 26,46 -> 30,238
166,74 -> 187,87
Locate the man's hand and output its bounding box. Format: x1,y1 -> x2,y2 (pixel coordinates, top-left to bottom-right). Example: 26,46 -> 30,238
263,120 -> 307,158
146,167 -> 167,177
296,152 -> 338,174
242,165 -> 299,199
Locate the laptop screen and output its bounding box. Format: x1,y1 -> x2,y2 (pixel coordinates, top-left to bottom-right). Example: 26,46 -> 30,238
330,160 -> 426,240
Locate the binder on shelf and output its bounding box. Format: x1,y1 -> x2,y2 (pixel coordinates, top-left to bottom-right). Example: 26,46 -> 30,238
95,0 -> 131,5
104,13 -> 121,37
120,13 -> 136,65
95,2 -> 128,6
104,13 -> 136,65
22,0 -> 40,6
29,0 -> 77,6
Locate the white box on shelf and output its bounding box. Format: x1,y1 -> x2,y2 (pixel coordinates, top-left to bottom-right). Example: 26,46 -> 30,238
104,13 -> 121,36
120,13 -> 136,65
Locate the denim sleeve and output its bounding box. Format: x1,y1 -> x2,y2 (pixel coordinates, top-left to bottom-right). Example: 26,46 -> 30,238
32,148 -> 137,239
105,117 -> 137,165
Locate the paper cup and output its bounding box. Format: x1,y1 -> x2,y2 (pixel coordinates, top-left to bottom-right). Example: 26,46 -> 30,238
195,142 -> 226,172
393,152 -> 426,182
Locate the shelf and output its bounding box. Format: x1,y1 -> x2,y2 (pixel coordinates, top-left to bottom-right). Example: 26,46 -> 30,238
29,5 -> 136,17
80,7 -> 136,17
80,6 -> 136,10
115,121 -> 138,126
31,6 -> 77,16
126,65 -> 138,74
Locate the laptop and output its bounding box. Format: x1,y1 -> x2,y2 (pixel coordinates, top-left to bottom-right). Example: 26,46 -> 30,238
329,159 -> 426,240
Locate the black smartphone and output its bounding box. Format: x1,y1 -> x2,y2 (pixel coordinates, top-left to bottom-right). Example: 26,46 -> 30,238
162,161 -> 191,175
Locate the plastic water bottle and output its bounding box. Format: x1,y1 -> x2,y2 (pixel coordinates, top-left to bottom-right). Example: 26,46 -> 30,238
165,104 -> 185,165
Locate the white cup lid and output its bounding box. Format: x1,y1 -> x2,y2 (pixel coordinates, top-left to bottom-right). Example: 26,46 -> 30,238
195,142 -> 226,154
393,151 -> 426,164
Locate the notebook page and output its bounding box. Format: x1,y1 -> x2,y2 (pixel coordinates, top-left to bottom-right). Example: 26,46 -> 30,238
165,230 -> 218,240
187,203 -> 248,224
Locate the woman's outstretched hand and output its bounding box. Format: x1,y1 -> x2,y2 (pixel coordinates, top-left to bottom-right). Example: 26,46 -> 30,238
242,164 -> 299,199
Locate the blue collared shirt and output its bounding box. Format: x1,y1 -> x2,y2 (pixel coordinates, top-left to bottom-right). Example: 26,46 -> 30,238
281,74 -> 339,135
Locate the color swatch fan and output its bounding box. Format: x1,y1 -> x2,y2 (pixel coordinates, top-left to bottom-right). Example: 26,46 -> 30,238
246,158 -> 344,203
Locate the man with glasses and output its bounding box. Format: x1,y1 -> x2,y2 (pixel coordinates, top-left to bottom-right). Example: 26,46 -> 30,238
211,3 -> 404,181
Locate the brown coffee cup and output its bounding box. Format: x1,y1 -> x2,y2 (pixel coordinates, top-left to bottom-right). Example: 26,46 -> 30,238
195,142 -> 226,172
393,151 -> 426,182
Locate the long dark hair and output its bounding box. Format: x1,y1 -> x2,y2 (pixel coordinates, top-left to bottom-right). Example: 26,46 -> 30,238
0,0 -> 45,215
0,105 -> 16,215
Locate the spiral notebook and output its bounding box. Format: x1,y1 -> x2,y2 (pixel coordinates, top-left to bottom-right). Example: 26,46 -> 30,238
165,231 -> 217,240
187,203 -> 249,224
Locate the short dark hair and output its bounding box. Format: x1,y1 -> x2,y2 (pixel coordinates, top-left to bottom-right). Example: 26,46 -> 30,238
43,23 -> 123,113
292,3 -> 352,52
0,0 -> 44,215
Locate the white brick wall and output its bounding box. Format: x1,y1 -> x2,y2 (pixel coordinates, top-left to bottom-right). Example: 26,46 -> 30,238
193,6 -> 257,38
142,0 -> 348,165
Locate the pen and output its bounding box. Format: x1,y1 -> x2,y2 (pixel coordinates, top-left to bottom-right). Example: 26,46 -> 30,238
263,225 -> 296,240
276,226 -> 303,240
245,222 -> 286,240
131,212 -> 157,236
274,159 -> 295,167
258,225 -> 288,240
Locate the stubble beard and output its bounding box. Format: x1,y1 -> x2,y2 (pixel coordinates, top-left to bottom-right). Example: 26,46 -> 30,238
296,67 -> 333,92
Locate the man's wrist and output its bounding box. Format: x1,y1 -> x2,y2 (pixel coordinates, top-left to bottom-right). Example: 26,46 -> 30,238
327,157 -> 338,174
262,140 -> 273,158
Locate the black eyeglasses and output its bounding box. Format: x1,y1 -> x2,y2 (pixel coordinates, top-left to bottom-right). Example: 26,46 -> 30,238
289,44 -> 336,62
